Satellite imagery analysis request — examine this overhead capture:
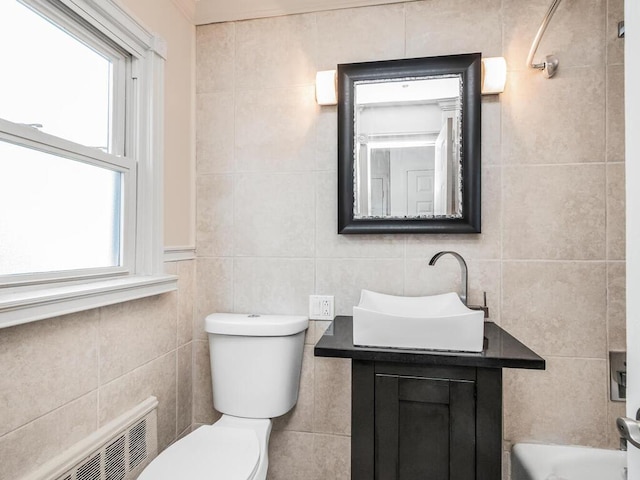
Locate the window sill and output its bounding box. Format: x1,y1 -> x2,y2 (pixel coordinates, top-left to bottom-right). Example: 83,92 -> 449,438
0,274 -> 178,329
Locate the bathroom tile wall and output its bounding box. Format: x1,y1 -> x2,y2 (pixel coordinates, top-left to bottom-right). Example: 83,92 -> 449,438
0,260 -> 195,480
195,0 -> 625,478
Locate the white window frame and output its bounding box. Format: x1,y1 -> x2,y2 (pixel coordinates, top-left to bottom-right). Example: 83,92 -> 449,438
0,0 -> 177,329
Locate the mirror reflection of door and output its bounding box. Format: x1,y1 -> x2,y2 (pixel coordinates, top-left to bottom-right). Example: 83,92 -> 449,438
353,75 -> 462,220
407,169 -> 434,215
389,146 -> 434,216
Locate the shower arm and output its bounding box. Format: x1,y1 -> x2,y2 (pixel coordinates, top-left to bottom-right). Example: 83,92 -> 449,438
526,0 -> 563,78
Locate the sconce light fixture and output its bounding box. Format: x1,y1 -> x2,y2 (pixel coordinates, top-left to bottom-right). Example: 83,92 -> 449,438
315,70 -> 337,105
481,57 -> 507,95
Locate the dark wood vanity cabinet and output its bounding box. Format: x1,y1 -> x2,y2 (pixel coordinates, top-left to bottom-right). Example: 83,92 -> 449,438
352,361 -> 502,480
314,317 -> 545,480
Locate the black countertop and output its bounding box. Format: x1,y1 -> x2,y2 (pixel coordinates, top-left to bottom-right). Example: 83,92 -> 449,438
314,316 -> 545,370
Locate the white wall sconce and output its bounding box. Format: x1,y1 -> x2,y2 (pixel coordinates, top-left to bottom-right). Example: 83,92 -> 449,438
481,57 -> 507,95
315,70 -> 337,105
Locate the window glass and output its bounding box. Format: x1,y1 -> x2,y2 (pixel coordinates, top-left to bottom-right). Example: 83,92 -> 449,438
0,0 -> 114,151
0,139 -> 122,276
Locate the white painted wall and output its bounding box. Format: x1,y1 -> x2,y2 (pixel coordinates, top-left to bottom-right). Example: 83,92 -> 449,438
118,0 -> 196,249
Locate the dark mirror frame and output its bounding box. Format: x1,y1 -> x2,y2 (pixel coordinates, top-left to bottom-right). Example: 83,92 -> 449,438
337,53 -> 482,234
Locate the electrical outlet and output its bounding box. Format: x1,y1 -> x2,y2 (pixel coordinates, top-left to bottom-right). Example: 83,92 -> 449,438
309,295 -> 335,320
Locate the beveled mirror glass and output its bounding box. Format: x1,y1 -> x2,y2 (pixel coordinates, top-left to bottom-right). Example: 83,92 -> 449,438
338,53 -> 481,234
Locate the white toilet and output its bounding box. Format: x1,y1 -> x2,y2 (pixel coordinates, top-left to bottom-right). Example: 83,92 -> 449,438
138,313 -> 309,480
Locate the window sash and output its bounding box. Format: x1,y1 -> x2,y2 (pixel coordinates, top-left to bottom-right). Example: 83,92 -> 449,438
0,120 -> 137,287
0,0 -> 138,286
5,0 -> 130,155
0,0 -> 175,329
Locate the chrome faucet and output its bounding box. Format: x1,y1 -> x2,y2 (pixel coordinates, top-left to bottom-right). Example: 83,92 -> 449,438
428,251 -> 468,306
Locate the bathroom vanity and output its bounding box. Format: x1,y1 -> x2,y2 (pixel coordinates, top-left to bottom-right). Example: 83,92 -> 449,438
314,317 -> 545,480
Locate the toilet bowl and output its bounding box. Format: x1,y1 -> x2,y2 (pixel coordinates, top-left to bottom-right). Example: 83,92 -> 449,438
137,313 -> 308,480
138,415 -> 271,480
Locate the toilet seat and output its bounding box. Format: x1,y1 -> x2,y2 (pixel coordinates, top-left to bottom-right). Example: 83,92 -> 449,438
138,424 -> 260,480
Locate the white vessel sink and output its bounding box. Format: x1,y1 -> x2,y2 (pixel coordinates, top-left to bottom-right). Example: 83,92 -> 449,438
352,290 -> 485,352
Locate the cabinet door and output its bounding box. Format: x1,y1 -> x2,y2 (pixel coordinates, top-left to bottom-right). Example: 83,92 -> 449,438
374,374 -> 476,480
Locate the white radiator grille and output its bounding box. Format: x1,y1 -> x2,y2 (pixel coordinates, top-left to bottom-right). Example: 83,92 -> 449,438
22,397 -> 158,480
128,420 -> 147,471
105,436 -> 126,480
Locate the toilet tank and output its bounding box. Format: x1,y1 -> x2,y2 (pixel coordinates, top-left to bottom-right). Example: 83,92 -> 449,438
205,313 -> 309,419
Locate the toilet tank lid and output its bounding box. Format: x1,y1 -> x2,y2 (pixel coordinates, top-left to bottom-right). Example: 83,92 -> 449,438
205,313 -> 309,336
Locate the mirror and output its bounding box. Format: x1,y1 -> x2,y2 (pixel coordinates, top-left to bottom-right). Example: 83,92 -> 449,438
338,53 -> 481,234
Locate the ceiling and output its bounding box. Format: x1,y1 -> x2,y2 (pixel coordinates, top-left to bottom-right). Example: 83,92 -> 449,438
192,0 -> 406,25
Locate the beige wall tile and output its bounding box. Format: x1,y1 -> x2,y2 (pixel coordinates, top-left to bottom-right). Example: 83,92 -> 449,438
305,321 -> 317,345
195,258 -> 234,340
502,261 -> 607,358
196,93 -> 235,174
234,257 -> 315,314
234,173 -> 315,257
315,172 -> 405,259
0,393 -> 97,480
607,261 -> 626,351
164,261 -> 177,275
0,311 -> 99,436
99,352 -> 177,451
406,0 -> 502,58
503,164 -> 606,260
503,450 -> 512,480
468,260 -> 502,322
313,433 -> 351,479
177,260 -> 195,346
504,357 -> 608,447
607,163 -> 625,259
235,87 -> 318,173
607,401 -> 626,449
196,174 -> 235,257
316,4 -> 405,69
482,99 -> 502,165
502,68 -> 605,165
99,293 -> 177,384
607,0 -> 624,65
315,108 -> 338,172
177,343 -> 193,434
267,430 -> 316,480
192,340 -> 218,425
316,258 -> 405,315
196,22 -> 235,94
273,345 -> 315,433
314,357 -> 351,436
235,14 -> 317,89
607,65 -> 625,163
503,0 -> 605,71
